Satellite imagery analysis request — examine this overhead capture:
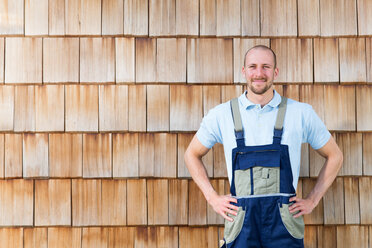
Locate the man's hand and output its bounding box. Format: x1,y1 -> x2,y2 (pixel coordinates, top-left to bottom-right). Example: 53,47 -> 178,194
288,196 -> 317,218
208,193 -> 239,222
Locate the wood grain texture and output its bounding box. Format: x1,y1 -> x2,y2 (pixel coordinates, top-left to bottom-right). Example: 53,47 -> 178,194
260,0 -> 297,36
241,0 -> 260,36
216,0 -> 240,36
99,85 -> 128,132
0,179 -> 33,226
300,143 -> 309,177
179,227 -> 217,248
128,85 -> 146,131
147,85 -> 169,131
233,38 -> 270,83
24,228 -> 47,248
344,177 -> 360,224
101,180 -> 127,225
5,38 -> 42,84
367,38 -> 372,83
323,178 -> 344,224
102,0 -> 123,35
0,0 -> 24,34
336,226 -> 368,248
176,0 -> 198,35
149,0 -> 175,36
324,85 -> 355,131
115,37 -> 135,83
202,149 -> 214,178
80,38 -> 115,83
320,0 -> 357,36
309,144 -> 327,177
113,133 -> 139,178
14,86 -> 35,132
187,38 -> 233,83
155,226 -> 178,247
313,38 -> 339,83
135,38 -> 156,82
0,135 -> 3,178
82,228 -> 108,248
48,0 -> 65,35
203,86 -> 221,116
25,0 -> 48,35
317,226 -> 336,248
336,133 -> 362,175
138,133 -> 154,177
0,38 -> 3,83
65,0 -> 101,35
35,180 -> 71,226
127,179 -> 147,225
134,227 -> 156,247
43,38 -> 79,83
49,134 -> 82,178
304,226 -> 317,248
271,39 -> 313,83
124,0 -> 148,35
356,85 -> 372,131
72,179 -> 102,226
302,179 -> 324,224
4,134 -> 22,178
147,179 -> 169,225
156,38 -> 186,82
65,85 -> 99,132
169,179 -> 188,225
357,0 -> 372,35
213,143 -> 227,178
35,85 -> 64,132
0,228 -> 23,247
200,0 -> 216,36
207,180 -> 225,224
154,133 -> 177,177
48,228 -> 82,248
363,133 -> 372,175
297,0 -> 320,36
339,38 -> 366,83
107,227 -> 135,247
221,85 -> 243,102
299,85 -> 325,122
23,133 -> 48,178
177,133 -> 194,178
189,180 -> 207,225
283,85 -> 299,101
0,85 -> 14,131
83,133 -> 112,178
170,85 -> 203,131
359,177 -> 372,224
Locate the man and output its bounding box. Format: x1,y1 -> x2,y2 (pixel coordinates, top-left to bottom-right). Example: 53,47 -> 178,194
184,45 -> 343,247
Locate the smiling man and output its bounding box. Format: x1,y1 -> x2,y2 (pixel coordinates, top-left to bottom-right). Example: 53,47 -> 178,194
184,45 -> 343,248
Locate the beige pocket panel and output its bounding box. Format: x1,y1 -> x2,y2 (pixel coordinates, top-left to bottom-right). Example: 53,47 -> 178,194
253,166 -> 280,195
224,207 -> 246,244
278,203 -> 305,239
234,169 -> 251,196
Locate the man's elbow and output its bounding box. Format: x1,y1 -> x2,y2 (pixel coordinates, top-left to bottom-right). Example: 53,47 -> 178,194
333,148 -> 343,172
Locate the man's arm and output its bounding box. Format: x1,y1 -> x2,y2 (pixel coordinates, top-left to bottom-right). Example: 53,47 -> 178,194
184,135 -> 238,221
289,136 -> 343,217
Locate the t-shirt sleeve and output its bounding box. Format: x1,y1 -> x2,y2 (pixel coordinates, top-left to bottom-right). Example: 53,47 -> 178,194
303,105 -> 331,150
196,107 -> 223,149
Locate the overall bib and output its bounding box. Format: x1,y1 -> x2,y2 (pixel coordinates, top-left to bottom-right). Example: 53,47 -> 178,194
221,97 -> 305,248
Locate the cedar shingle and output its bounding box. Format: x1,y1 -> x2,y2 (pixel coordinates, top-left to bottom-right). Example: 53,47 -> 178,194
149,0 -> 176,36
0,135 -> 3,178
102,0 -> 124,35
299,85 -> 325,122
179,227 -> 208,248
169,179 -> 188,225
359,177 -> 372,224
25,0 -> 48,35
48,0 -> 65,35
313,38 -> 339,83
135,38 -> 156,82
65,0 -> 101,35
82,228 -> 108,248
154,133 -> 177,177
367,38 -> 372,83
138,133 -> 154,177
336,133 -> 362,175
4,134 -> 22,178
241,0 -> 260,36
199,0 -> 216,36
213,143 -> 227,178
147,179 -> 169,225
302,179 -> 324,224
147,85 -> 169,131
48,228 -> 82,248
14,86 -> 35,132
221,85 -> 243,102
127,179 -> 147,225
115,38 -> 135,83
203,86 -> 221,115
0,228 -> 23,247
356,85 -> 372,131
207,180 -> 225,225
176,0 -> 198,36
357,0 -> 372,35
156,227 -> 178,247
107,227 -> 135,247
323,178 -> 344,224
298,0 -> 320,36
24,228 -> 47,248
177,133 -> 194,178
344,177 -> 360,224
0,38 -> 3,82
134,227 -> 157,247
0,0 -> 24,35
128,85 -> 146,131
43,38 -> 79,83
0,85 -> 14,131
317,226 -> 336,248
101,180 -> 127,225
336,226 -> 368,248
123,0 -> 148,36
339,38 -> 367,83
363,133 -> 372,175
80,38 -> 115,83
113,133 -> 139,178
304,226 -> 317,248
216,0 -> 240,36
5,38 -> 42,83
23,133 -> 48,178
189,180 -> 207,225
300,143 -> 309,177
83,134 -> 112,178
49,134 -> 82,178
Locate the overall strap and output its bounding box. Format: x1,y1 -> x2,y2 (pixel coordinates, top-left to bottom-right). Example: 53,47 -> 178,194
230,98 -> 245,147
273,96 -> 288,144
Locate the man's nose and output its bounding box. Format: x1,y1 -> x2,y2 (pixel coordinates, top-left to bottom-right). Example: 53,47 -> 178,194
255,67 -> 265,77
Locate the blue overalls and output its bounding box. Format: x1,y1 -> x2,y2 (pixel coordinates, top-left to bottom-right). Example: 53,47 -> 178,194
221,97 -> 305,248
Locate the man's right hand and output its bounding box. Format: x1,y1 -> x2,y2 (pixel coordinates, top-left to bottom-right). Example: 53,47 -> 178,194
207,192 -> 239,222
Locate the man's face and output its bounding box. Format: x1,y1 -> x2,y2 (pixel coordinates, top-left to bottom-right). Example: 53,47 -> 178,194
242,49 -> 278,95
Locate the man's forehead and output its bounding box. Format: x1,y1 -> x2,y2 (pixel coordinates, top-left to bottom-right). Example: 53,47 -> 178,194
245,48 -> 275,64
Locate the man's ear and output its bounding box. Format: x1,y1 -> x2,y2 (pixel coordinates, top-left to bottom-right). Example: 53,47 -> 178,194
274,67 -> 279,79
242,66 -> 246,75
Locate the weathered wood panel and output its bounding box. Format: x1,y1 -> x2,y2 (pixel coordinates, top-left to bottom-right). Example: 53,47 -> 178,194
4,134 -> 22,178
115,37 -> 135,83
213,143 -> 227,178
138,133 -> 154,177
113,133 -> 139,178
135,38 -> 156,82
357,0 -> 372,35
187,38 -> 233,83
0,228 -> 23,247
25,0 -> 48,35
127,179 -> 147,225
189,180 -> 207,225
367,38 -> 372,83
320,0 -> 357,36
298,0 -> 320,36
200,0 -> 216,36
203,86 -> 221,115
363,133 -> 372,175
48,228 -> 82,248
107,227 -> 135,247
359,177 -> 372,224
344,177 -> 360,224
43,38 -> 79,83
216,0 -> 240,36
336,226 -> 368,248
65,0 -> 101,35
83,134 -> 112,178
99,85 -> 128,132
149,0 -> 176,36
317,226 -> 336,248
24,228 -> 47,248
14,86 -> 35,132
300,143 -> 309,177
313,38 -> 339,83
101,180 -> 127,225
82,228 -> 108,248
176,0 -> 198,36
23,133 -> 48,178
299,85 -> 325,122
177,133 -> 194,178
154,133 -> 177,177
207,179 -> 225,225
102,0 -> 123,35
48,0 -> 65,35
323,178 -> 344,224
0,85 -> 14,131
128,85 -> 146,131
5,38 -> 42,84
221,85 -> 243,102
35,179 -> 71,226
169,179 -> 188,225
241,0 -> 260,36
0,38 -> 3,83
336,133 -> 362,175
80,38 -> 115,83
356,85 -> 372,131
302,179 -> 324,224
147,85 -> 169,131
339,38 -> 366,83
147,179 -> 169,225
304,226 -> 317,248
124,0 -> 148,36
0,0 -> 24,34
260,0 -> 297,36
283,85 -> 299,101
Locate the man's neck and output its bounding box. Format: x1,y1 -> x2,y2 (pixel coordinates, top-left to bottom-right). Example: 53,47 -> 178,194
246,88 -> 274,107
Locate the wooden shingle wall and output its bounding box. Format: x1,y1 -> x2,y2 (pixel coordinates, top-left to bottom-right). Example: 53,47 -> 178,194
0,0 -> 371,247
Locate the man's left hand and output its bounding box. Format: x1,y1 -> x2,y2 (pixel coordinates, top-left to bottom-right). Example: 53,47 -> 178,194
288,196 -> 317,218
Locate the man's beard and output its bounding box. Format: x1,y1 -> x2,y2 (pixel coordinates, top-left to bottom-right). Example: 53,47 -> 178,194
248,79 -> 273,95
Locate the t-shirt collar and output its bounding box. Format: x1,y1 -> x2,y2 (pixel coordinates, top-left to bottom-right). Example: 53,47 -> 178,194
238,90 -> 282,109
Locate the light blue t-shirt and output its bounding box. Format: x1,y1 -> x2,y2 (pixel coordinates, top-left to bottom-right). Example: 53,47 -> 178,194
196,90 -> 331,190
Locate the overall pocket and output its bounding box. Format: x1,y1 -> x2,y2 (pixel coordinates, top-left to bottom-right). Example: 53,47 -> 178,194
224,207 -> 246,244
278,203 -> 305,239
